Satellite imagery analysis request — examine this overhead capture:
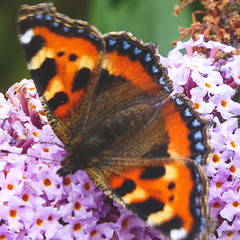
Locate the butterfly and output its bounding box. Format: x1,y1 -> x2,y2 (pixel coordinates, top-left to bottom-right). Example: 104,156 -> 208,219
18,3 -> 211,240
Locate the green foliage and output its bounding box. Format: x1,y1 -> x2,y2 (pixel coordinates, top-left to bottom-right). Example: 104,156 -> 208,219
89,0 -> 192,56
0,1 -> 192,92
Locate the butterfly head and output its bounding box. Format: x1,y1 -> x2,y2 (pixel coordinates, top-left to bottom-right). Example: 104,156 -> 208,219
57,128 -> 108,177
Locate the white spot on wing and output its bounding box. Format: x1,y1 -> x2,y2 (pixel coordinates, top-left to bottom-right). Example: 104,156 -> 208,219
19,29 -> 34,44
170,228 -> 187,240
164,165 -> 178,180
44,77 -> 65,101
79,55 -> 95,70
122,186 -> 148,204
29,47 -> 54,70
147,204 -> 173,226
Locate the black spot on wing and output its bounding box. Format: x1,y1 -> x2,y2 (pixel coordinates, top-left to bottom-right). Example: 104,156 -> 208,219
72,68 -> 91,92
69,54 -> 78,61
140,166 -> 166,179
131,198 -> 164,221
114,179 -> 135,197
169,195 -> 174,202
57,51 -> 65,57
18,19 -> 31,36
168,182 -> 175,190
142,143 -> 170,158
156,217 -> 183,235
95,69 -> 126,96
31,58 -> 57,94
22,35 -> 45,62
48,92 -> 69,111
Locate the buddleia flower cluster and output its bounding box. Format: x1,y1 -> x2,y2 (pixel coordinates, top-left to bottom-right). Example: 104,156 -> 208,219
1,34 -> 240,239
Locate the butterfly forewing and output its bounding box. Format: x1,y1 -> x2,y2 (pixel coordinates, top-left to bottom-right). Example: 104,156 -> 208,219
84,32 -> 173,129
18,3 -> 105,145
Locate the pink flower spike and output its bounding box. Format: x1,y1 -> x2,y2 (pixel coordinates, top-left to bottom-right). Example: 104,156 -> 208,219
1,33 -> 240,239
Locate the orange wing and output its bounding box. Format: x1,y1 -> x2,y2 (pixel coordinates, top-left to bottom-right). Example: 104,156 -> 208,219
18,4 -> 211,240
87,158 -> 209,240
18,3 -> 105,145
85,93 -> 211,240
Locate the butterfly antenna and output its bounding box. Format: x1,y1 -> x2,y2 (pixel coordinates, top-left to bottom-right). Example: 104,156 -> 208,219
27,154 -> 62,163
0,151 -> 62,163
38,141 -> 64,148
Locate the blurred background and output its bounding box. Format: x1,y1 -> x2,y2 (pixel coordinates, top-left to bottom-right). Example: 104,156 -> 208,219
0,0 -> 199,93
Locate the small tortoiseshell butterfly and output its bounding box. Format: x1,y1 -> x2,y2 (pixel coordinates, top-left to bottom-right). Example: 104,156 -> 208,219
18,3 -> 211,240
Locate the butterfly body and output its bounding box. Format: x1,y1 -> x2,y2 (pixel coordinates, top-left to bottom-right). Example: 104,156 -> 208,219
18,3 -> 211,240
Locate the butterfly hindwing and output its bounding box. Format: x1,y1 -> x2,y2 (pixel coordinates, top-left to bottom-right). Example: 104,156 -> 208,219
87,157 -> 208,240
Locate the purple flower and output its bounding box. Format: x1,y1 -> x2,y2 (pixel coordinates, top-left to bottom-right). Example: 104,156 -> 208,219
1,35 -> 240,239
